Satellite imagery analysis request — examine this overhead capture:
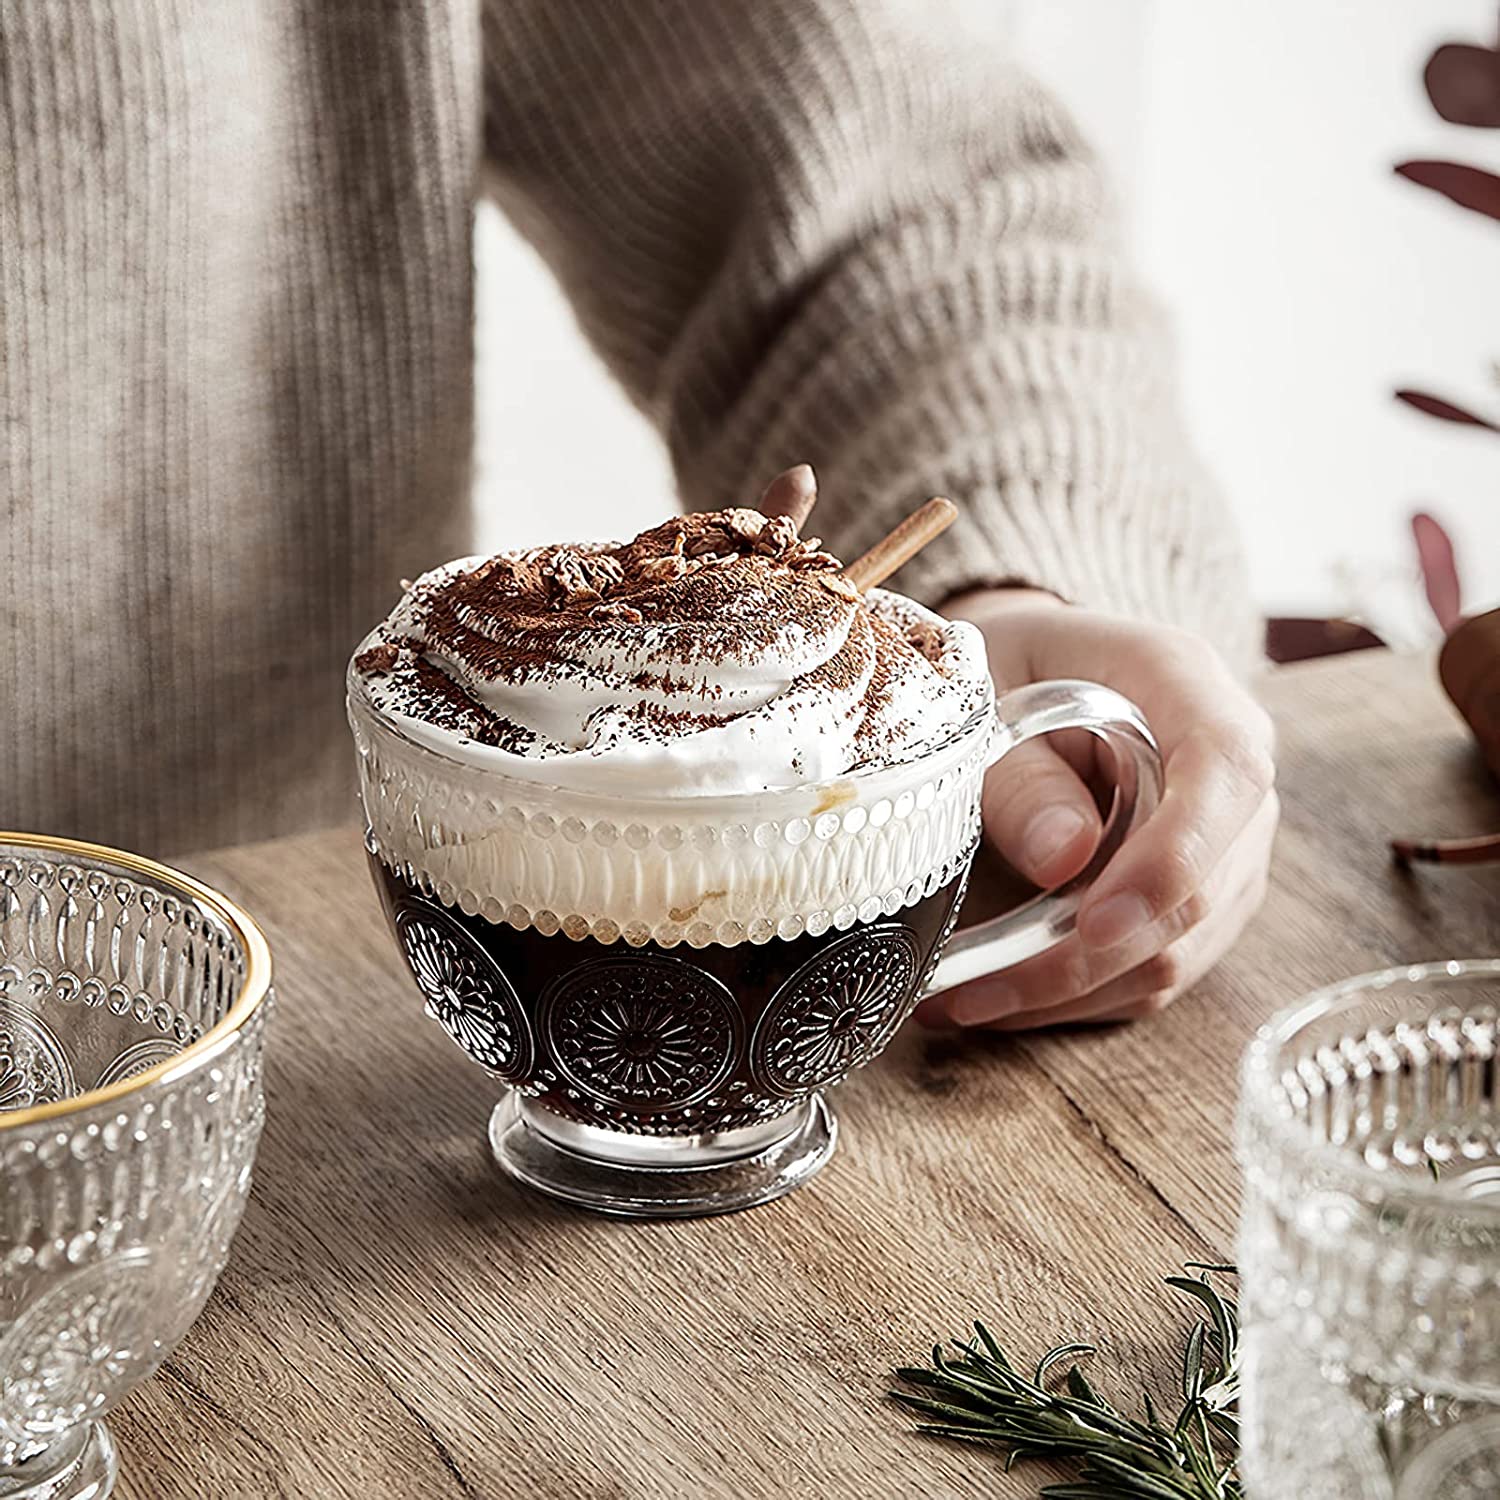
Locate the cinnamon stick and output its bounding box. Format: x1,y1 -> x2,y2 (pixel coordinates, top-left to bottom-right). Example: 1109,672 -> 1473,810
842,497 -> 957,594
757,463 -> 818,532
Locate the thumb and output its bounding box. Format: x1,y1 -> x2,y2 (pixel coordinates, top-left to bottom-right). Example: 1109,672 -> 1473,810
981,738 -> 1102,888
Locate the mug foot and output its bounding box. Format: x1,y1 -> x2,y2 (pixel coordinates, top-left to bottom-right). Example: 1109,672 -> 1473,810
0,1423 -> 116,1500
488,1094 -> 836,1218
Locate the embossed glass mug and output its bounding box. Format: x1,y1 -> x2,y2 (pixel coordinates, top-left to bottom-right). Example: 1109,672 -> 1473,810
0,835 -> 272,1500
350,671 -> 1161,1216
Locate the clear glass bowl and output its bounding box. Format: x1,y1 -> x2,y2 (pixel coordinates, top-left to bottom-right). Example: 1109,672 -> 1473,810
1238,960 -> 1500,1499
0,835 -> 272,1500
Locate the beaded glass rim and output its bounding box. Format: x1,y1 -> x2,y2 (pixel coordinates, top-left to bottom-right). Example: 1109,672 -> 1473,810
1240,958 -> 1500,1223
0,831 -> 273,1132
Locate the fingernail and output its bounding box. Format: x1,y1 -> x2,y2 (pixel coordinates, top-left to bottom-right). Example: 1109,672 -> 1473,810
1080,892 -> 1152,950
1021,806 -> 1088,874
951,984 -> 1021,1028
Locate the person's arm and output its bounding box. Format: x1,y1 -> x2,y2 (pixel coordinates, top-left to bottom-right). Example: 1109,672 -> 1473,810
482,0 -> 1276,1030
481,0 -> 1258,667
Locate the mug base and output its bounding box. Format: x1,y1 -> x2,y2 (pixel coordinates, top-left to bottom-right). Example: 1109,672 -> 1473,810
0,1423 -> 116,1500
488,1094 -> 836,1218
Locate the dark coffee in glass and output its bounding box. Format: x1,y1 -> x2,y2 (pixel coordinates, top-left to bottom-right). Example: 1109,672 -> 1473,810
371,855 -> 969,1138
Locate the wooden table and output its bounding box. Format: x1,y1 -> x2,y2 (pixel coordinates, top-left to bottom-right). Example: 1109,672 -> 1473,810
112,651 -> 1500,1499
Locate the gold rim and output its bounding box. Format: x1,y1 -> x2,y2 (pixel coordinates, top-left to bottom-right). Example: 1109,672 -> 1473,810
0,831 -> 273,1131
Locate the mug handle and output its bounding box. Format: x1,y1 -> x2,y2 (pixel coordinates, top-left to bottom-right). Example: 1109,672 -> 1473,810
925,679 -> 1164,995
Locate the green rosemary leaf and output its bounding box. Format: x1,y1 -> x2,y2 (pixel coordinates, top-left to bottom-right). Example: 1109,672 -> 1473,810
1037,1342 -> 1097,1387
1165,1276 -> 1237,1369
1083,1451 -> 1203,1497
1183,1262 -> 1237,1275
1195,1403 -> 1219,1458
891,1366 -> 959,1389
1207,1409 -> 1240,1444
972,1321 -> 1015,1371
1033,1392 -> 1175,1447
1181,1322 -> 1206,1406
1180,1410 -> 1220,1490
926,1361 -> 1030,1410
928,1350 -> 1006,1398
914,1423 -> 1014,1445
891,1374 -> 1005,1417
955,1348 -> 1032,1396
1065,1363 -> 1116,1412
891,1393 -> 1008,1425
892,1266 -> 1244,1499
1050,1482 -> 1193,1500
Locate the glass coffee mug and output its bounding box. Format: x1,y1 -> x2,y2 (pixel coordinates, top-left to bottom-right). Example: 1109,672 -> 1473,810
349,673 -> 1162,1216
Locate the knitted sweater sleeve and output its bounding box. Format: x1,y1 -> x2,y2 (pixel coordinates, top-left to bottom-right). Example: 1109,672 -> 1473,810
480,0 -> 1260,667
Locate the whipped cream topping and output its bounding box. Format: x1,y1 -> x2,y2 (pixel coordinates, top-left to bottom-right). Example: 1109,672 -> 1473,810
352,509 -> 989,797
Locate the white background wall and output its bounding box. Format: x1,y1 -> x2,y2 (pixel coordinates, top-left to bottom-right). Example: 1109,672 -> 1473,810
474,1 -> 1500,641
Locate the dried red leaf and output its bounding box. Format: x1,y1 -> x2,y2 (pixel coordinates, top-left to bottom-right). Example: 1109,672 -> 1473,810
1411,512 -> 1463,634
1424,43 -> 1500,127
1395,388 -> 1500,433
1263,618 -> 1385,664
1394,159 -> 1500,221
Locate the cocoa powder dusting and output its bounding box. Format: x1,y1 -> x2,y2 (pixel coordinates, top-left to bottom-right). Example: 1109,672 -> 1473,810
354,642 -> 399,675
904,617 -> 948,666
361,506 -> 975,765
416,511 -> 846,691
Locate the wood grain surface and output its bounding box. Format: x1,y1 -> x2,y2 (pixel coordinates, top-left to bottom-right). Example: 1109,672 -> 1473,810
110,650 -> 1500,1499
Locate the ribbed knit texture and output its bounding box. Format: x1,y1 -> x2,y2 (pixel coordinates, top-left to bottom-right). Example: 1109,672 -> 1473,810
2,0 -> 1256,857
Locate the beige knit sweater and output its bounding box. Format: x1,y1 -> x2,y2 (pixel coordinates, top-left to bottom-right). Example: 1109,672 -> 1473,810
0,0 -> 1255,857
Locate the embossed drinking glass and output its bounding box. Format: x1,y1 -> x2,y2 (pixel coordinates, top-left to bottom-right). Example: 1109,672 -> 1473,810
350,670 -> 1161,1217
0,834 -> 272,1500
1239,961 -> 1500,1500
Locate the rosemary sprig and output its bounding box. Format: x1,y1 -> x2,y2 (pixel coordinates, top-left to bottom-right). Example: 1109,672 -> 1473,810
892,1265 -> 1241,1498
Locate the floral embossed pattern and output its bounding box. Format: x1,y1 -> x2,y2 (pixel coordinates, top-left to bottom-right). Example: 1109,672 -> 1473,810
394,896 -> 533,1082
752,926 -> 919,1096
94,1039 -> 181,1090
1394,1415 -> 1500,1500
0,998 -> 74,1113
543,957 -> 739,1111
0,1252 -> 160,1450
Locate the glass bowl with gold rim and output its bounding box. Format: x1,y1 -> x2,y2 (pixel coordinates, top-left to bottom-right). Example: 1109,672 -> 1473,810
0,834 -> 273,1500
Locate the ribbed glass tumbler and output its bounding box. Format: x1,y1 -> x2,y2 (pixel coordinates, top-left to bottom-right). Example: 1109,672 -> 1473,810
1238,961 -> 1500,1500
0,835 -> 272,1500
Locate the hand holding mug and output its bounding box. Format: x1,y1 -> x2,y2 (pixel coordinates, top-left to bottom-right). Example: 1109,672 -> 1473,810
920,589 -> 1278,1031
